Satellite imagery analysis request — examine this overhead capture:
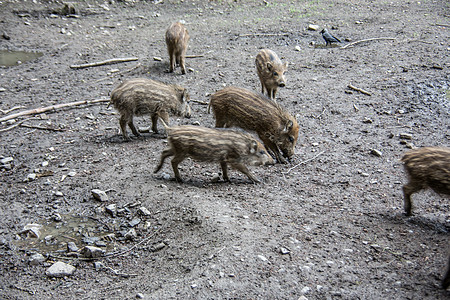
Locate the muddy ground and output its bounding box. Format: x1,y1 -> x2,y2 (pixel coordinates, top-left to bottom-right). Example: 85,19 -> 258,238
0,0 -> 449,299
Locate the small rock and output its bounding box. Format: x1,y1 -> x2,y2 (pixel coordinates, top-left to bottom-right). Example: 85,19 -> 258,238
2,32 -> 10,40
29,253 -> 45,265
295,45 -> 301,51
152,242 -> 166,252
53,213 -> 62,221
211,173 -> 220,183
153,56 -> 162,61
257,255 -> 268,262
67,171 -> 76,177
82,236 -> 100,245
24,173 -> 37,182
370,149 -> 382,157
46,261 -> 76,277
188,67 -> 195,73
298,296 -> 309,300
136,293 -> 145,299
67,242 -> 79,252
307,24 -> 320,31
82,246 -> 105,258
301,286 -> 311,294
399,133 -> 412,140
91,189 -> 109,202
124,228 -> 137,240
1,157 -> 13,165
129,218 -> 141,227
105,204 -> 117,216
405,143 -> 414,149
21,224 -> 42,238
55,191 -> 64,197
280,247 -> 290,255
95,240 -> 107,247
94,261 -> 104,270
362,117 -> 373,124
192,121 -> 200,126
41,161 -> 49,167
138,206 -> 151,216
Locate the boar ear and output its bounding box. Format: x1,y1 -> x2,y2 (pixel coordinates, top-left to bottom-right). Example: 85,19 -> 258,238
249,140 -> 257,154
283,120 -> 293,132
266,62 -> 273,71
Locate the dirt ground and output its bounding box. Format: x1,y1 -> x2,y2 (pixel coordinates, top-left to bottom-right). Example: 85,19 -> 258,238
0,0 -> 449,299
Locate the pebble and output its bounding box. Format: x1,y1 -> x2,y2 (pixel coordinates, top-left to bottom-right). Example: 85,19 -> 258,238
67,242 -> 79,252
125,228 -> 137,240
1,157 -> 13,165
362,117 -> 373,124
129,218 -> 141,227
53,213 -> 62,221
257,255 -> 268,262
24,173 -> 37,182
138,206 -> 151,216
370,149 -> 382,157
399,133 -> 412,140
301,286 -> 311,294
280,247 -> 290,255
298,296 -> 308,300
106,204 -> 117,216
29,253 -> 45,265
67,171 -> 76,177
55,191 -> 64,197
91,189 -> 109,202
307,24 -> 320,31
153,56 -> 162,61
192,121 -> 201,126
295,45 -> 301,51
136,293 -> 145,299
211,173 -> 220,183
42,161 -> 49,167
46,261 -> 76,277
21,224 -> 42,238
82,246 -> 105,258
152,242 -> 166,252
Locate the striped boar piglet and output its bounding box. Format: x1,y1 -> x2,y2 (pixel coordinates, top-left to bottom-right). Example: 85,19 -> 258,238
165,21 -> 190,75
255,49 -> 288,100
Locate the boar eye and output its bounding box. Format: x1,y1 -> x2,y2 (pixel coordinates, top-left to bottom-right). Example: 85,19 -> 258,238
288,136 -> 294,143
273,72 -> 278,76
259,150 -> 265,155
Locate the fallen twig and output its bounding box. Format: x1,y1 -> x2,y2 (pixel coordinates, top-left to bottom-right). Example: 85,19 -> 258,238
347,84 -> 372,96
20,124 -> 65,132
0,105 -> 26,115
70,57 -> 139,69
0,98 -> 110,123
284,151 -> 325,175
185,54 -> 205,58
10,284 -> 35,295
101,263 -> 138,278
315,107 -> 326,119
0,117 -> 40,132
104,229 -> 160,258
94,63 -> 142,83
191,99 -> 209,105
238,33 -> 289,37
340,37 -> 396,49
433,23 -> 450,27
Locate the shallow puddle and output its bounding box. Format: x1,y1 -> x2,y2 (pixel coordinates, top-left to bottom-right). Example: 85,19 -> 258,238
0,50 -> 43,67
16,215 -> 113,254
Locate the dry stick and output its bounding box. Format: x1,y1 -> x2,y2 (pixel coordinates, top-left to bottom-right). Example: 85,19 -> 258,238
0,117 -> 40,132
0,98 -> 110,123
340,37 -> 396,49
70,57 -> 139,69
20,123 -> 65,132
102,264 -> 138,278
185,54 -> 205,58
348,84 -> 372,96
104,230 -> 159,258
434,23 -> 450,27
191,99 -> 209,105
94,63 -> 142,83
238,33 -> 290,37
0,105 -> 26,115
284,151 -> 325,175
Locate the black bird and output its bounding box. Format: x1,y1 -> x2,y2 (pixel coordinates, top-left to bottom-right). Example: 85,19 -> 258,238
320,28 -> 341,46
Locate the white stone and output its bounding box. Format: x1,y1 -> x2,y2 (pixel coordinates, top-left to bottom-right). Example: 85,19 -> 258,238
91,189 -> 109,202
82,246 -> 105,258
29,253 -> 45,265
46,261 -> 76,277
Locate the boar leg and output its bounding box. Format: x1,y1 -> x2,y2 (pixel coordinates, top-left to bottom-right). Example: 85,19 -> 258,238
128,117 -> 141,138
151,114 -> 159,134
231,163 -> 260,183
154,148 -> 174,174
171,154 -> 185,182
180,54 -> 186,75
220,162 -> 230,182
119,115 -> 130,141
168,48 -> 175,73
402,179 -> 425,216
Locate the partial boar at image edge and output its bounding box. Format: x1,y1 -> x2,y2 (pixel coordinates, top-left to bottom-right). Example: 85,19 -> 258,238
154,124 -> 274,183
110,78 -> 191,141
401,146 -> 450,216
209,86 -> 299,164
